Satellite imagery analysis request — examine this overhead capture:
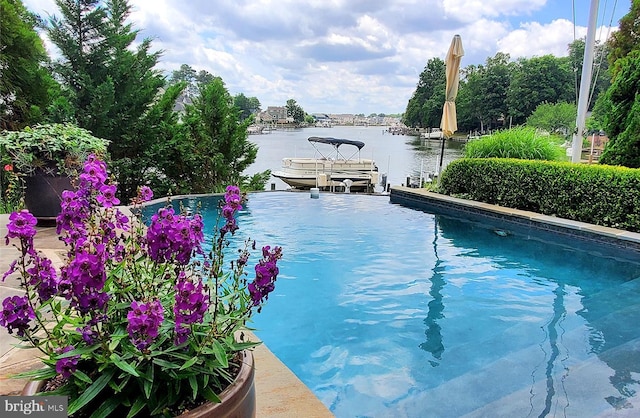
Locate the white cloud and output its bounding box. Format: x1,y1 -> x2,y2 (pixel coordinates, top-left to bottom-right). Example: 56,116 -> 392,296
21,0 -> 628,114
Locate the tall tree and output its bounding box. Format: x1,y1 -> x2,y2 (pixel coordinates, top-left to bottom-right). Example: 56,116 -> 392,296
234,93 -> 261,121
46,0 -> 166,197
598,50 -> 640,168
169,64 -> 215,97
178,78 -> 260,191
607,0 -> 640,71
286,99 -> 305,123
596,1 -> 640,168
481,52 -> 512,129
526,102 -> 577,137
0,0 -> 56,130
402,57 -> 446,128
506,55 -> 573,125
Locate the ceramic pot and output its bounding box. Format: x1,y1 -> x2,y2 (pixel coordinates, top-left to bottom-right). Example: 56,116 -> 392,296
23,173 -> 73,222
22,350 -> 256,418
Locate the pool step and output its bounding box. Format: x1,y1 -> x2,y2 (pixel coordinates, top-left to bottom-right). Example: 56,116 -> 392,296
403,301 -> 640,417
462,337 -> 640,417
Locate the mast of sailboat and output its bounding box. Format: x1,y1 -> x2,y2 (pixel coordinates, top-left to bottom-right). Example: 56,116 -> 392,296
571,0 -> 599,163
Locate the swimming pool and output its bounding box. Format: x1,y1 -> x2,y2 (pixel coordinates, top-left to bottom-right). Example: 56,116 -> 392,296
148,191 -> 640,417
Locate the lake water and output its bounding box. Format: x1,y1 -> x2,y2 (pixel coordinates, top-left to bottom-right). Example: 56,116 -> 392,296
244,126 -> 465,191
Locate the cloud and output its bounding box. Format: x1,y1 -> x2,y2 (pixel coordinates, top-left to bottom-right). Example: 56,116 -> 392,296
22,0 -> 627,115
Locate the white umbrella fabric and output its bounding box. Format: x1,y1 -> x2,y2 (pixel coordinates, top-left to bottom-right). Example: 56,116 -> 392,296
438,35 -> 464,175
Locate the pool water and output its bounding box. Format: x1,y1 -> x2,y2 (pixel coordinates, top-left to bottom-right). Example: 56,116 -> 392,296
151,192 -> 640,417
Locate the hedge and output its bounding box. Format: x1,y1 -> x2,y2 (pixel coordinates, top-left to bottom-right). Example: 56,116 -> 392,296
437,158 -> 640,232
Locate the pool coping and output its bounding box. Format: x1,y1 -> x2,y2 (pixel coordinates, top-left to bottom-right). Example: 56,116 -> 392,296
389,186 -> 640,255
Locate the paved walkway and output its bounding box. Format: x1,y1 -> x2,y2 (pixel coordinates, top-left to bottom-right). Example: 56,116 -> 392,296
0,213 -> 333,417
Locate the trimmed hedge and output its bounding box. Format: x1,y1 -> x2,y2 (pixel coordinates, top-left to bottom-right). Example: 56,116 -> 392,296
437,158 -> 640,232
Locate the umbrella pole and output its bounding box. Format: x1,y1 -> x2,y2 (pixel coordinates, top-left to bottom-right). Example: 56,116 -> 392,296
437,137 -> 446,176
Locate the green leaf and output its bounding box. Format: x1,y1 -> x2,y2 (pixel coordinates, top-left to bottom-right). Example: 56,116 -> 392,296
91,396 -> 121,418
68,369 -> 115,415
126,398 -> 147,418
202,386 -> 221,404
152,358 -> 181,369
188,375 -> 198,399
179,356 -> 199,371
13,367 -> 57,382
73,369 -> 93,384
211,340 -> 228,368
110,353 -> 140,377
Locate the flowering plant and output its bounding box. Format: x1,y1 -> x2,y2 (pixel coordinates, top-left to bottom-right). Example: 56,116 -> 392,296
0,155 -> 282,416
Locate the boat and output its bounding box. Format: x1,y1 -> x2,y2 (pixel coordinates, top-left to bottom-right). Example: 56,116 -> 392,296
421,128 -> 444,139
272,136 -> 379,192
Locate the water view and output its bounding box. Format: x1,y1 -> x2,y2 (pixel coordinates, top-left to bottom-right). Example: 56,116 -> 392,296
159,192 -> 640,418
245,126 -> 465,191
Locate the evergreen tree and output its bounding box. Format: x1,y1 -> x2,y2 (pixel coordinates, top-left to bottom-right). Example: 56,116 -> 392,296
599,50 -> 640,168
178,78 -> 260,192
46,0 -> 166,197
0,0 -> 56,130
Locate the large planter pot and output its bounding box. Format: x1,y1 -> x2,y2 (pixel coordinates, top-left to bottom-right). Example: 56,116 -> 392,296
179,350 -> 256,418
23,173 -> 73,222
22,350 -> 256,418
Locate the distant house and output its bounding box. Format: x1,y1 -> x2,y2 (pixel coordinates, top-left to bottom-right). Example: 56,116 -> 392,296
262,106 -> 288,124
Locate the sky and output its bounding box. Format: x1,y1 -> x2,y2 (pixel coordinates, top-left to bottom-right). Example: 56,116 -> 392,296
23,0 -> 630,115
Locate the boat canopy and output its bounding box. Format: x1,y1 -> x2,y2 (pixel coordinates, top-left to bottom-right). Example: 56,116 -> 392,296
308,137 -> 365,150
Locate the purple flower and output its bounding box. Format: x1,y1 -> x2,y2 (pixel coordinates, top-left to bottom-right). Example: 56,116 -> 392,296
248,246 -> 283,308
66,250 -> 106,291
127,300 -> 164,351
55,346 -> 79,378
78,156 -> 107,190
139,186 -> 153,202
5,210 -> 37,244
219,187 -> 243,238
77,325 -> 98,345
0,295 -> 35,336
27,255 -> 58,302
174,274 -> 208,345
146,208 -> 203,265
72,289 -> 110,315
96,184 -> 120,207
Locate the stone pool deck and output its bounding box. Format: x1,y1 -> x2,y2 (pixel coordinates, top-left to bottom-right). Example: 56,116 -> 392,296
0,213 -> 333,417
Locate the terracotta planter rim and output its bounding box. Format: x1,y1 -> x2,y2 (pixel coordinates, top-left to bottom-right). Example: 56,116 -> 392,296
22,350 -> 256,418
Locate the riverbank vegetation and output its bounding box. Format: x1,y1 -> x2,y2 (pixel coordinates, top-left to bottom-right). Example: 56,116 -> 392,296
404,1 -> 640,169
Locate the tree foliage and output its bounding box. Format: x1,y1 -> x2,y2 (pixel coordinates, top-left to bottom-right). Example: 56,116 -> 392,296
234,93 -> 261,121
599,50 -> 640,168
402,57 -> 446,128
46,0 -> 166,197
175,78 -> 261,192
567,38 -> 611,108
0,0 -> 55,130
286,99 -> 305,123
457,53 -> 512,132
506,55 -> 573,125
169,64 -> 215,97
526,102 -> 577,137
607,0 -> 640,71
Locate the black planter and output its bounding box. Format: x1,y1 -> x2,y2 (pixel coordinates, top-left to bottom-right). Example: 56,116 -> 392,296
24,174 -> 73,222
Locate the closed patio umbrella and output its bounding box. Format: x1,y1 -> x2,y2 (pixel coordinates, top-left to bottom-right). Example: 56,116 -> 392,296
438,34 -> 464,175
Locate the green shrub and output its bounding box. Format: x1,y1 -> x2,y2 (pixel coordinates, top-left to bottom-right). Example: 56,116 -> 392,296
464,126 -> 565,161
437,158 -> 640,232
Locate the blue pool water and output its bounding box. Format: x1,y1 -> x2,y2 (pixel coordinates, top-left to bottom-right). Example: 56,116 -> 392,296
147,192 -> 640,417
